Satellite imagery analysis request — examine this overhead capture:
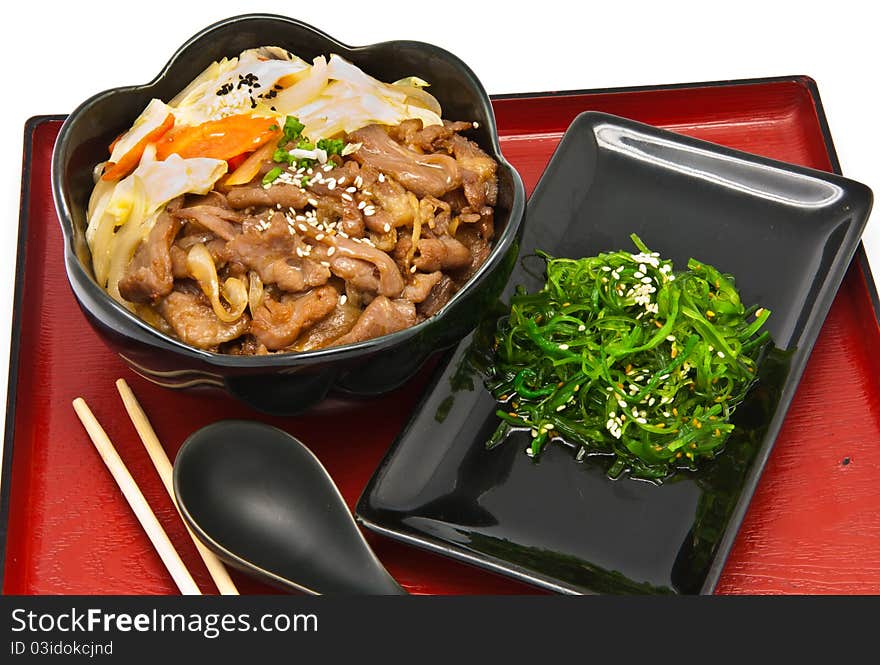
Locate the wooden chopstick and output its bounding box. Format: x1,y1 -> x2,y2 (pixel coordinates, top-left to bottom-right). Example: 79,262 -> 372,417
72,398 -> 201,595
115,379 -> 240,595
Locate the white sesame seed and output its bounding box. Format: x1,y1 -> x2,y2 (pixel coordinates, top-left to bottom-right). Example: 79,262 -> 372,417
363,206 -> 375,216
307,198 -> 318,207
383,223 -> 391,233
410,265 -> 417,273
323,164 -> 333,172
345,186 -> 357,194
362,190 -> 372,197
634,271 -> 644,279
328,246 -> 336,256
316,233 -> 324,241
357,201 -> 366,210
296,247 -> 303,257
642,277 -> 653,284
340,295 -> 347,305
354,175 -> 363,188
307,168 -> 313,175
666,335 -> 676,341
578,324 -> 586,332
717,351 -> 725,358
341,193 -> 353,201
298,224 -> 308,232
558,344 -> 570,350
337,177 -> 346,185
472,121 -> 480,128
327,179 -> 337,190
636,417 -> 647,424
556,405 -> 565,412
618,399 -> 627,408
378,173 -> 385,182
320,261 -> 330,267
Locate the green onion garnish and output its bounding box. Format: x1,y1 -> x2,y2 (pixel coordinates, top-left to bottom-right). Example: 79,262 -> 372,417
262,167 -> 283,186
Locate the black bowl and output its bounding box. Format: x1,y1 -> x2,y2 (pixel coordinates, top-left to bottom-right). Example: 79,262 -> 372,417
52,13 -> 526,415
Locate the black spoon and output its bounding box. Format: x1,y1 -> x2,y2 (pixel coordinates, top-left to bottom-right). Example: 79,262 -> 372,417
173,420 -> 406,595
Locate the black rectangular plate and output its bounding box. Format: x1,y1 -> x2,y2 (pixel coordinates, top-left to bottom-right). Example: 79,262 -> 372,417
355,111 -> 873,595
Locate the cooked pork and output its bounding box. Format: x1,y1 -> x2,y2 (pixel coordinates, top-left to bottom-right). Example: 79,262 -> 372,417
119,119 -> 498,353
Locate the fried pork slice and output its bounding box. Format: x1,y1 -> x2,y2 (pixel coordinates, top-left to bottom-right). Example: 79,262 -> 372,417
417,275 -> 457,319
402,271 -> 443,303
157,286 -> 250,350
226,183 -> 309,210
331,296 -> 416,346
224,213 -> 330,293
349,124 -> 461,198
172,205 -> 243,241
251,285 -> 339,351
413,237 -> 472,272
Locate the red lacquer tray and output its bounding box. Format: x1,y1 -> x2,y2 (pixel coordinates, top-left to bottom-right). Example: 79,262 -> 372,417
3,77 -> 880,595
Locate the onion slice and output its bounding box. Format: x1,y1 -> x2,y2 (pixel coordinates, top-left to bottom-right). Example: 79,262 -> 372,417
186,243 -> 248,322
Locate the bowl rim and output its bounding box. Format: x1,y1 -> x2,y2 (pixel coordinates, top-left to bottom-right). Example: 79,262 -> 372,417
51,12 -> 526,368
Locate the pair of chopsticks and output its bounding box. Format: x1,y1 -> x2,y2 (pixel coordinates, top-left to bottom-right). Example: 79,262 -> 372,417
72,379 -> 239,595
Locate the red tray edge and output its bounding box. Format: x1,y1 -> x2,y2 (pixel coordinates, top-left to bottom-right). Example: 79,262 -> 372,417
3,75 -> 878,593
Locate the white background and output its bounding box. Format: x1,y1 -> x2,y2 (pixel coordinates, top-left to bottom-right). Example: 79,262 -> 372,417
0,1 -> 876,478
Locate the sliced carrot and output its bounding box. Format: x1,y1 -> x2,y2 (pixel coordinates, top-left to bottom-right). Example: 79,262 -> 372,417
107,130 -> 125,156
102,113 -> 175,181
226,153 -> 249,171
156,114 -> 279,162
221,136 -> 281,187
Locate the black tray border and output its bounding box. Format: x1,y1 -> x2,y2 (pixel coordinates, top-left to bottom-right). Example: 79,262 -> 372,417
1,75 -> 875,592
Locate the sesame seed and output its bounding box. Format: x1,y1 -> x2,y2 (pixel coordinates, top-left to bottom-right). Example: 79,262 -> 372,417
340,295 -> 347,305
307,198 -> 318,207
316,233 -> 325,240
558,343 -> 570,350
472,121 -> 480,128
363,206 -> 375,216
362,190 -> 372,197
357,201 -> 366,210
378,173 -> 385,182
345,186 -> 357,194
337,177 -> 346,185
320,261 -> 330,267
383,223 -> 391,233
354,175 -> 363,188
717,351 -> 725,358
323,164 -> 333,172
298,224 -> 308,232
578,324 -> 586,332
618,399 -> 627,408
341,193 -> 353,201
410,265 -> 417,273
328,246 -> 336,256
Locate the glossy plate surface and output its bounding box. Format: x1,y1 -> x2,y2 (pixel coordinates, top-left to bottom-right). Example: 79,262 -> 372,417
4,79 -> 880,594
356,111 -> 872,594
